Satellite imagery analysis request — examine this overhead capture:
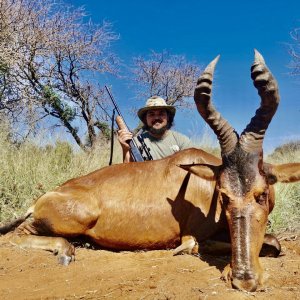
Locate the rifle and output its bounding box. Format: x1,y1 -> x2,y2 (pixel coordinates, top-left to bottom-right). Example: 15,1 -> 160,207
105,85 -> 153,162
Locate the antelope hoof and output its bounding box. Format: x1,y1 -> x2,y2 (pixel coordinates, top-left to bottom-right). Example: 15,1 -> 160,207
173,238 -> 197,256
54,241 -> 75,265
58,254 -> 73,265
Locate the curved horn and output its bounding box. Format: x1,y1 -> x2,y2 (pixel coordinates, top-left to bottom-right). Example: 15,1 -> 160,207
240,49 -> 280,153
194,56 -> 238,155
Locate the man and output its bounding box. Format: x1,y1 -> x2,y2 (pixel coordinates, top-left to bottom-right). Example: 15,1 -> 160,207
118,96 -> 193,163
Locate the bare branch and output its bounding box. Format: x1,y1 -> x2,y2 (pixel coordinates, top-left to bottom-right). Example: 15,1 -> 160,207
0,0 -> 119,150
288,28 -> 300,76
131,50 -> 202,109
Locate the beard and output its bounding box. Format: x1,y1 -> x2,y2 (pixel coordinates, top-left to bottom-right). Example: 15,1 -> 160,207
148,125 -> 168,135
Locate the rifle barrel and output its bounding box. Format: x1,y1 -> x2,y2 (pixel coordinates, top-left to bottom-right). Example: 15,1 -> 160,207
105,85 -> 144,162
105,85 -> 129,129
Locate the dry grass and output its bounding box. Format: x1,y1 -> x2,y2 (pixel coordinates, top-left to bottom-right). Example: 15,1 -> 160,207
191,125 -> 221,157
0,123 -> 123,222
0,121 -> 299,233
266,141 -> 300,233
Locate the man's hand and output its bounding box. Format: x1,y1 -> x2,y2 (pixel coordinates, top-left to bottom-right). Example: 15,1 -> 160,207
117,129 -> 133,151
116,116 -> 133,163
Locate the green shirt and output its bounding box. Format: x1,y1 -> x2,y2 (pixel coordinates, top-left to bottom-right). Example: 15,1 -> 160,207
134,130 -> 193,160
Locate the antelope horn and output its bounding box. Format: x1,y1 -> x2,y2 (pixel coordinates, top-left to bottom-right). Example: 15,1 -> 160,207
240,49 -> 280,153
194,56 -> 238,155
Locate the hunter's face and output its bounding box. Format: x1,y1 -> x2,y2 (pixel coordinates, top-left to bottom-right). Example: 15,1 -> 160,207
145,109 -> 168,135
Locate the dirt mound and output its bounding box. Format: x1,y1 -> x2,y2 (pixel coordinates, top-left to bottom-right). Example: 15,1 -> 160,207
0,236 -> 299,300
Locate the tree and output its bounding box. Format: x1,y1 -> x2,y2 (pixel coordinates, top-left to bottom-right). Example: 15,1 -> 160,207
0,0 -> 119,150
131,50 -> 202,108
288,28 -> 300,76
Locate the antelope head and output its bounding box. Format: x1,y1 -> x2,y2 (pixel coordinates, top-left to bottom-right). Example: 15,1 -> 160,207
194,50 -> 280,291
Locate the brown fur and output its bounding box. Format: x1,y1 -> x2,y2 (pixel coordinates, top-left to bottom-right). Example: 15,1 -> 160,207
1,51 -> 300,293
1,148 -> 298,261
28,148 -> 222,249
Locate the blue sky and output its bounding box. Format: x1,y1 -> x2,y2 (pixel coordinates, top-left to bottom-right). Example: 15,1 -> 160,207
66,0 -> 300,153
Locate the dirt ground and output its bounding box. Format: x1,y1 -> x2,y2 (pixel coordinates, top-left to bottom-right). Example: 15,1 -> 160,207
0,234 -> 299,300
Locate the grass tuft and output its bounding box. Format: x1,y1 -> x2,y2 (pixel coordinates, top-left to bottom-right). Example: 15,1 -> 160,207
0,123 -> 123,222
266,141 -> 300,233
0,122 -> 299,234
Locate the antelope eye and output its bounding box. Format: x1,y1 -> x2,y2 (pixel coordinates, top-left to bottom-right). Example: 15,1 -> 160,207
255,191 -> 268,205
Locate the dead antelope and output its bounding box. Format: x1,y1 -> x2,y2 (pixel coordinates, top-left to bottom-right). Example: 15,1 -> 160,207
1,50 -> 299,292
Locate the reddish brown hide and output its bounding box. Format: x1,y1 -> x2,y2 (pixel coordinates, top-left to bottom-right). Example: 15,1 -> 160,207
1,50 -> 300,293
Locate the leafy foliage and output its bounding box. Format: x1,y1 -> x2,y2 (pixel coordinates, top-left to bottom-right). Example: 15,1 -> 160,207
43,86 -> 76,123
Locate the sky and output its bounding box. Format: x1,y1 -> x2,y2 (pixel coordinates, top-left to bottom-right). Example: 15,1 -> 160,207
66,0 -> 300,153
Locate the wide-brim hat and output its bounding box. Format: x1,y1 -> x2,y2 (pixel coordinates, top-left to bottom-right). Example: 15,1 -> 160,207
137,96 -> 176,121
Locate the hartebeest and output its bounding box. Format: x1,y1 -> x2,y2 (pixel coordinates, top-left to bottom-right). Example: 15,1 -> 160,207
1,50 -> 300,292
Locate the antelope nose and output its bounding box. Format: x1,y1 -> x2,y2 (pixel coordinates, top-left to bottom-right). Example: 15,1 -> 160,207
232,278 -> 257,292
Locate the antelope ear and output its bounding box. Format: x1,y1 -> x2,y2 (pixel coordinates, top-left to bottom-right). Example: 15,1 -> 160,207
264,163 -> 300,184
178,163 -> 221,181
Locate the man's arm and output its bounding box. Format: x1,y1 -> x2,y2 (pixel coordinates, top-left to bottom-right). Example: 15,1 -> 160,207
117,129 -> 134,163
